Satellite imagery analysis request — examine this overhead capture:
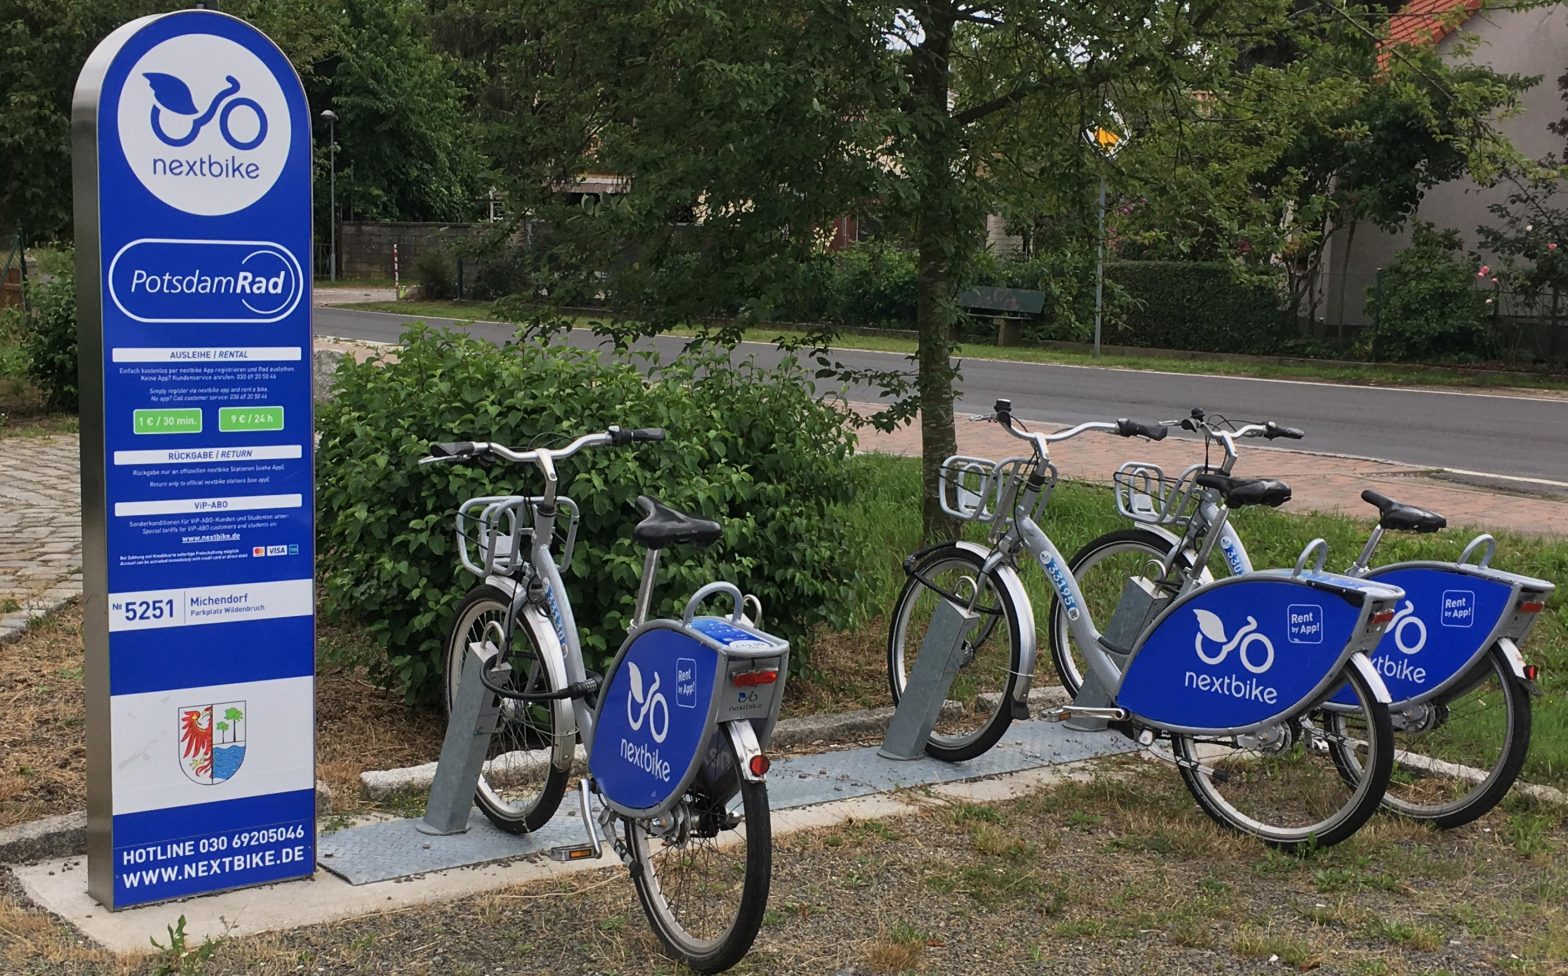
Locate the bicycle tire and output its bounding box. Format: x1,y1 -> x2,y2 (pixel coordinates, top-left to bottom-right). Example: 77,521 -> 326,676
443,584 -> 570,834
1051,529 -> 1195,697
626,732 -> 771,973
887,544 -> 1024,762
1173,659 -> 1394,852
1324,644 -> 1530,828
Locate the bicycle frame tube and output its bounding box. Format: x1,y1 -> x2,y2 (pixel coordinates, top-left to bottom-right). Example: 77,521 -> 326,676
1013,515 -> 1125,696
527,504 -> 598,749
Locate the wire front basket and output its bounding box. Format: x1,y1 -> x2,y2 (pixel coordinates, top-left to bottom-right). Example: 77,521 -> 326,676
938,454 -> 1056,526
456,494 -> 580,579
1113,462 -> 1205,527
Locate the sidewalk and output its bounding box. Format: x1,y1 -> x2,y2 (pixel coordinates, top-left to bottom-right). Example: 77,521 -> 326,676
856,408 -> 1568,537
0,435 -> 82,641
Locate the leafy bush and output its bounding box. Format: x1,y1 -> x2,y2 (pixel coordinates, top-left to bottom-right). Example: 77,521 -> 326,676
316,325 -> 863,702
411,249 -> 455,301
1106,261 -> 1284,354
20,264 -> 78,411
1366,223 -> 1491,362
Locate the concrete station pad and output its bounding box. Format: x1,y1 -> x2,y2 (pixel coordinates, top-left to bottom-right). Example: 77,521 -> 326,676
14,720 -> 1133,952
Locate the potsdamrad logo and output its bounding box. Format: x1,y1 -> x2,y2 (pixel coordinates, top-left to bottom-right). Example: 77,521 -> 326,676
116,32 -> 291,216
108,238 -> 304,323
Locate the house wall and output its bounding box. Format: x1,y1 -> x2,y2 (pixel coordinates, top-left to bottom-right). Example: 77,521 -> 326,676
1321,6 -> 1568,326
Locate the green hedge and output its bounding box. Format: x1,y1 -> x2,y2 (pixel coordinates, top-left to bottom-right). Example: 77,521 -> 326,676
1106,260 -> 1284,354
18,265 -> 79,411
316,325 -> 863,702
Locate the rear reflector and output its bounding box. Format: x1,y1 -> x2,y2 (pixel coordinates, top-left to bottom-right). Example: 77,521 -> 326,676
749,754 -> 771,777
733,669 -> 779,688
1371,609 -> 1395,626
1520,600 -> 1546,614
1525,664 -> 1540,682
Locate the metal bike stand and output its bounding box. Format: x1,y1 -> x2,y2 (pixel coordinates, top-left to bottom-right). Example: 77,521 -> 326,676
417,642 -> 510,836
1065,576 -> 1166,731
879,600 -> 980,761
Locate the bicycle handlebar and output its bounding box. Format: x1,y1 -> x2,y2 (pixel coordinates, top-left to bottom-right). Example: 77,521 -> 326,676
986,398 -> 1162,455
419,426 -> 662,468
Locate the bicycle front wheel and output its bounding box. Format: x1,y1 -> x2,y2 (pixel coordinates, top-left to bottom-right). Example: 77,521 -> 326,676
1324,645 -> 1530,828
1173,659 -> 1394,852
626,732 -> 771,974
1052,529 -> 1193,697
887,544 -> 1024,762
444,585 -> 570,834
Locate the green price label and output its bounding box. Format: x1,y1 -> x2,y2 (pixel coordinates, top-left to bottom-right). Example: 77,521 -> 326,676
133,408 -> 203,435
218,406 -> 285,432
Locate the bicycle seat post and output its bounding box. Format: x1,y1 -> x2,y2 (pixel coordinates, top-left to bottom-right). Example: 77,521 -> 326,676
1349,525 -> 1384,576
631,546 -> 662,629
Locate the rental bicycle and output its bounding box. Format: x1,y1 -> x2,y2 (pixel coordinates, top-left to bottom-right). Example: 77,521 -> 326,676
887,400 -> 1403,850
423,427 -> 789,973
1053,409 -> 1554,827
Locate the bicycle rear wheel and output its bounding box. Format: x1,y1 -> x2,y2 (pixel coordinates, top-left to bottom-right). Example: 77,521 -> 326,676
1173,659 -> 1393,852
444,584 -> 570,834
887,544 -> 1024,762
1324,645 -> 1530,828
626,732 -> 771,974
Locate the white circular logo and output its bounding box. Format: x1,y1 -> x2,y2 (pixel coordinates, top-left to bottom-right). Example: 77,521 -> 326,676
116,33 -> 291,216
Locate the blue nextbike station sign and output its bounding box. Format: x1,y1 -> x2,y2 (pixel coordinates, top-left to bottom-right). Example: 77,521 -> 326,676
73,10 -> 315,909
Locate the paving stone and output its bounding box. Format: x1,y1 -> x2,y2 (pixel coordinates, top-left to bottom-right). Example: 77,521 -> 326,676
0,434 -> 82,641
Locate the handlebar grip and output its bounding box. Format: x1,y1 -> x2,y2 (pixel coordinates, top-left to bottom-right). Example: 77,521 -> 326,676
1116,418 -> 1168,441
429,441 -> 477,458
609,426 -> 668,446
1266,422 -> 1305,440
1361,489 -> 1395,511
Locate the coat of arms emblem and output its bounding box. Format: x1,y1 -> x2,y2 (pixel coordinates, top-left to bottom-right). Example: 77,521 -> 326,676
178,701 -> 247,784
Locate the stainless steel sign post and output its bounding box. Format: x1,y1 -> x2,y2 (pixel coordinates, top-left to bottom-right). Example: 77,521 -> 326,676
73,9 -> 315,910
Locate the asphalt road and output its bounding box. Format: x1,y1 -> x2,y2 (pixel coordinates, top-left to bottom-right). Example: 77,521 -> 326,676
314,305 -> 1568,485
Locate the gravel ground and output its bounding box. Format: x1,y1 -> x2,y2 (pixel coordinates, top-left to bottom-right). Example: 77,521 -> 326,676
3,759 -> 1564,976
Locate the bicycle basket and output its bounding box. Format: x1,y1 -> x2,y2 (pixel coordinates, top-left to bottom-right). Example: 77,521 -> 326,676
938,454 -> 1055,525
455,495 -> 580,578
1112,462 -> 1203,527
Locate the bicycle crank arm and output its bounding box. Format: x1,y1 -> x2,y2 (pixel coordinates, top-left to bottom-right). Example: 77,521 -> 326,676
548,779 -> 604,862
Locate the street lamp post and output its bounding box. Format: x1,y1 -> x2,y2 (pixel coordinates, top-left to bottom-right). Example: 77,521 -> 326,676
1084,111 -> 1128,359
320,109 -> 337,282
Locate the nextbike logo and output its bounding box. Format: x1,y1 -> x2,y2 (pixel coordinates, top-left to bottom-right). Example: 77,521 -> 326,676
625,662 -> 670,744
108,239 -> 304,324
1193,608 -> 1276,673
1185,608 -> 1279,704
1041,554 -> 1080,620
116,32 -> 291,216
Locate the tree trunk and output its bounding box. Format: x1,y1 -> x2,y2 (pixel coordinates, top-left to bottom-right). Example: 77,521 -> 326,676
909,10 -> 961,541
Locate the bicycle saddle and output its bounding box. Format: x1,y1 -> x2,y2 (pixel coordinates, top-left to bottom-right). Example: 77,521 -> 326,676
1361,490 -> 1446,533
1195,472 -> 1292,508
632,495 -> 724,549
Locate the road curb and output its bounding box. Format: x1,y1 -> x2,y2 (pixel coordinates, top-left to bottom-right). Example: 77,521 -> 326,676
0,578 -> 82,646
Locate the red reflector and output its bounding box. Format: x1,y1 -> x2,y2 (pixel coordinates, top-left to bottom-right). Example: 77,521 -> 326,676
733,669 -> 778,688
749,754 -> 771,777
1371,610 -> 1395,625
1520,601 -> 1546,614
1525,664 -> 1539,682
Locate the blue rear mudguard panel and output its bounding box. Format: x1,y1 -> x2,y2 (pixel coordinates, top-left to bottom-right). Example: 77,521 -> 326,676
588,616 -> 789,819
1116,570 -> 1403,736
1326,562 -> 1550,707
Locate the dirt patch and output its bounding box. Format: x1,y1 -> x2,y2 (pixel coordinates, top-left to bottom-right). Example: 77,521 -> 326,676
0,608 -> 445,829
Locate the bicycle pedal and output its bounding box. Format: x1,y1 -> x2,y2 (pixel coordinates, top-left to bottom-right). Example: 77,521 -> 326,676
548,843 -> 603,862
